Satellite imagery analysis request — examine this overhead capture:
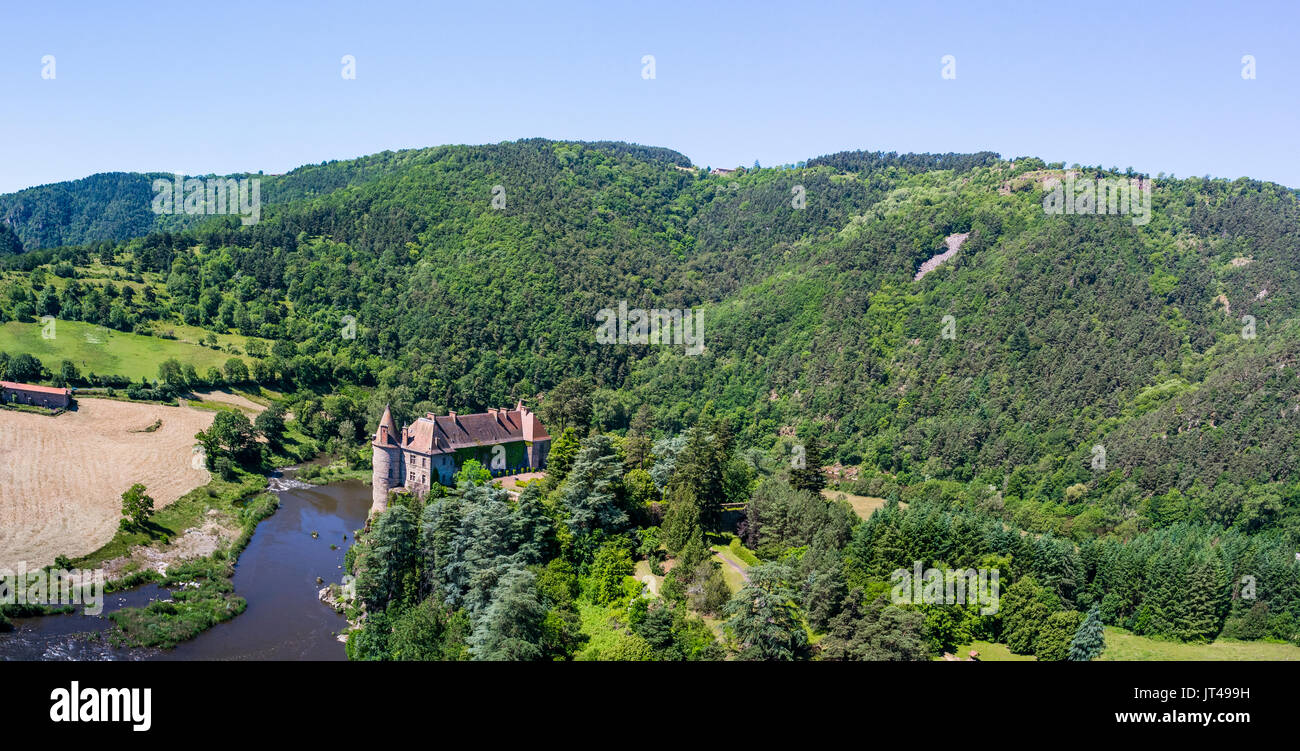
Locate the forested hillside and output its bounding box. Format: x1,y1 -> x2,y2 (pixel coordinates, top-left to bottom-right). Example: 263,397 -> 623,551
4,140 -> 1300,536
3,138 -> 1299,658
0,142 -> 696,252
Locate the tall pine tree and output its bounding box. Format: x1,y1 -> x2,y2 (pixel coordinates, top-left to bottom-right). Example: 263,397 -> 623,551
1068,605 -> 1106,661
789,434 -> 827,495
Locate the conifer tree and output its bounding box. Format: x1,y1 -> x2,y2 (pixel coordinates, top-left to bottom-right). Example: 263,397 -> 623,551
559,434 -> 626,539
789,434 -> 827,495
661,420 -> 731,539
546,427 -> 580,482
1179,551 -> 1226,641
357,505 -> 420,611
661,484 -> 702,555
1143,550 -> 1185,637
1068,605 -> 1107,661
669,422 -> 727,529
469,567 -> 546,661
724,563 -> 807,660
420,495 -> 464,603
510,483 -> 556,565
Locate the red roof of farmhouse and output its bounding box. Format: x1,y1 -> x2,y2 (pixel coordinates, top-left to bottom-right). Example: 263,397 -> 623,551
373,402 -> 550,454
1,381 -> 71,396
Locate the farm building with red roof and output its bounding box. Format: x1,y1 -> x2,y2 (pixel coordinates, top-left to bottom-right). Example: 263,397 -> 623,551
1,381 -> 71,409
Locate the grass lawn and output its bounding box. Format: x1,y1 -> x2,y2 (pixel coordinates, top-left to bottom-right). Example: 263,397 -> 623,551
944,628 -> 1300,661
709,543 -> 752,594
633,559 -> 664,597
0,319 -> 254,382
1100,628 -> 1300,661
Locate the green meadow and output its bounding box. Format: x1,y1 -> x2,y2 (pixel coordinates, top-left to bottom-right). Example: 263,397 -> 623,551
1099,628 -> 1300,661
0,319 -> 253,382
943,629 -> 1300,661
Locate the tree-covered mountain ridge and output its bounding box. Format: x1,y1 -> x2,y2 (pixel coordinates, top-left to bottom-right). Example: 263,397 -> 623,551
0,141 -> 694,251
3,138 -> 1300,543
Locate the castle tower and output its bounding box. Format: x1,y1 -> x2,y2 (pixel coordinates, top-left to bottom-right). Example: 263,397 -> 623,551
517,400 -> 552,468
371,404 -> 400,515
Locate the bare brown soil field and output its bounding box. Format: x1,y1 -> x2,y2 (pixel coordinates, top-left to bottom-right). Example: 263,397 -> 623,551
188,389 -> 267,414
0,398 -> 215,569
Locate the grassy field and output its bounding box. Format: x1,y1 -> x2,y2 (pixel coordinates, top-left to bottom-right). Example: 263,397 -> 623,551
1100,628 -> 1300,661
822,489 -> 903,520
943,628 -> 1300,661
0,319 -> 253,381
145,322 -> 271,355
73,473 -> 268,571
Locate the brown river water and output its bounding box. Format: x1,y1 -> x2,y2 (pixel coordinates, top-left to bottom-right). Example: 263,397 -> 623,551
0,472 -> 371,661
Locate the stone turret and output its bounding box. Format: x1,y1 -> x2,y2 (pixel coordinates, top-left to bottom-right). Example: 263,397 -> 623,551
371,404 -> 400,515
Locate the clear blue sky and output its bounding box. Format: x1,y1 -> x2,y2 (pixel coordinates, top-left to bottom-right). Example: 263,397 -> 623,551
1,0 -> 1296,193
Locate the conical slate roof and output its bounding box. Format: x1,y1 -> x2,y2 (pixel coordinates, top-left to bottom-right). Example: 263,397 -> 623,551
373,404 -> 399,446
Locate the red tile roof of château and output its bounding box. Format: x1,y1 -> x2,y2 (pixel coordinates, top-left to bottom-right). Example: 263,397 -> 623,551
373,402 -> 550,453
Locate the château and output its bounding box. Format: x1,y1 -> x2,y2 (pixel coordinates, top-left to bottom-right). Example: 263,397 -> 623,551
370,402 -> 552,513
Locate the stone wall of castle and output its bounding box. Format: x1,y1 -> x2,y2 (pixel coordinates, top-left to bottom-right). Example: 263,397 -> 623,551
371,444 -> 402,514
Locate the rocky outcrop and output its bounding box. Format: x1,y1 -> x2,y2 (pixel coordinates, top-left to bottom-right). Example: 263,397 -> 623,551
914,233 -> 969,281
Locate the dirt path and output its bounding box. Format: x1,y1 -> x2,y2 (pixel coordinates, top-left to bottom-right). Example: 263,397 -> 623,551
712,547 -> 751,586
188,389 -> 267,414
634,560 -> 662,596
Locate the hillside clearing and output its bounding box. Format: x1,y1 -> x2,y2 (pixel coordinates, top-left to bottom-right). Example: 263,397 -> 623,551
822,489 -> 896,520
0,319 -> 254,382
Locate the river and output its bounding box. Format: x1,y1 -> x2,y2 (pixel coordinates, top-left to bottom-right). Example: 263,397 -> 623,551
0,473 -> 371,661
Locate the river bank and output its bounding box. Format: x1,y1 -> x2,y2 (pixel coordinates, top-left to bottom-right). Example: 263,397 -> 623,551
0,472 -> 372,660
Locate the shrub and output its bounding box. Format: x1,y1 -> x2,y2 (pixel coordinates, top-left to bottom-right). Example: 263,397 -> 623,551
1035,610 -> 1082,661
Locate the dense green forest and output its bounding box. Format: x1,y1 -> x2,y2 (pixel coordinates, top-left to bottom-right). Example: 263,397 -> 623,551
2,138 -> 1299,658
